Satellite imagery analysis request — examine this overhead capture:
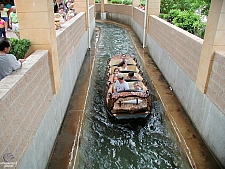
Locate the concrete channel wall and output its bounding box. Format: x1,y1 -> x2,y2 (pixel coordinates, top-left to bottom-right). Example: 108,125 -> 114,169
0,7 -> 95,169
104,4 -> 225,167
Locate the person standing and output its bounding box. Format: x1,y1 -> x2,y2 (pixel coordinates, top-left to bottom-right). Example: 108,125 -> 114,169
0,37 -> 25,80
0,14 -> 6,37
53,0 -> 59,13
0,4 -> 9,31
9,6 -> 18,32
9,6 -> 19,38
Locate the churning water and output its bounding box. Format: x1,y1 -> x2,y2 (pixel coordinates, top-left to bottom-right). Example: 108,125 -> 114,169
75,22 -> 191,169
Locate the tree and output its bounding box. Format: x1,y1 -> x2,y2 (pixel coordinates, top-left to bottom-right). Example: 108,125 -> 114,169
159,0 -> 211,38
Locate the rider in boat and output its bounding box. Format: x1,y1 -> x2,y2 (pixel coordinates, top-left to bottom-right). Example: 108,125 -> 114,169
114,73 -> 129,92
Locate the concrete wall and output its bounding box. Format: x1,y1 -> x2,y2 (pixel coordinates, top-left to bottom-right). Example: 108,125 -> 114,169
0,51 -> 53,169
105,4 -> 133,25
95,3 -> 101,12
0,7 -> 95,169
104,4 -> 225,167
146,16 -> 225,167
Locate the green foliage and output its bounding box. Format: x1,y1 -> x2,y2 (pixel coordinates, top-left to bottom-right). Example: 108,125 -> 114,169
160,0 -> 210,38
160,9 -> 206,38
140,0 -> 145,5
111,0 -> 122,4
160,0 -> 210,14
9,38 -> 31,60
108,0 -> 131,5
123,0 -> 132,5
95,0 -> 100,3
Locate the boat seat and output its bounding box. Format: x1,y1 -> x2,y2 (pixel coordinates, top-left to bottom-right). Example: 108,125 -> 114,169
109,64 -> 138,74
127,65 -> 138,71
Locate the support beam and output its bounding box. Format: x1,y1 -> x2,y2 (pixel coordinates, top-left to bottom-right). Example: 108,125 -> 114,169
196,0 -> 225,93
132,0 -> 139,18
101,0 -> 107,13
143,0 -> 160,48
73,0 -> 87,13
90,0 -> 95,5
15,0 -> 60,94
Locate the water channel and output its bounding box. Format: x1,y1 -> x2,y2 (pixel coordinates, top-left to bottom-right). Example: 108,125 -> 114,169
73,21 -> 191,169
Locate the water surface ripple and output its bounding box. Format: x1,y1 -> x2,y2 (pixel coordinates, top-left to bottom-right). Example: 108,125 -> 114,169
77,22 -> 190,169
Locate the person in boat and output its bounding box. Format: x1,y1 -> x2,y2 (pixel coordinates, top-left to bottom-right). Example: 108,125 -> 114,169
114,73 -> 129,92
110,67 -> 119,83
118,60 -> 128,71
126,71 -> 137,79
119,54 -> 128,65
133,82 -> 143,91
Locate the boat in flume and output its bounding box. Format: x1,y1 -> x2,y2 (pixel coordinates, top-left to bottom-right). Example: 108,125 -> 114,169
105,54 -> 151,122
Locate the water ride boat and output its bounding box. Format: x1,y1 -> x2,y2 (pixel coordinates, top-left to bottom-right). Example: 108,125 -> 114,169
105,54 -> 151,121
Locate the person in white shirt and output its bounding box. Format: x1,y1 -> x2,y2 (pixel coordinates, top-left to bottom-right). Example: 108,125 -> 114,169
114,73 -> 129,92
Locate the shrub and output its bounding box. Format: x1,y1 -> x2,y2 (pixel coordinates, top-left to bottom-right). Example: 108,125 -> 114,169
123,0 -> 132,5
9,38 -> 31,60
111,0 -> 122,4
160,9 -> 206,38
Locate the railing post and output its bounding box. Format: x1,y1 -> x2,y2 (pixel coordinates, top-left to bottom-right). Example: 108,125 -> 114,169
15,0 -> 60,94
196,0 -> 225,93
143,0 -> 161,48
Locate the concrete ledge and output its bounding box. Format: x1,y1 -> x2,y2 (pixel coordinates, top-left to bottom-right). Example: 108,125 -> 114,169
0,50 -> 52,167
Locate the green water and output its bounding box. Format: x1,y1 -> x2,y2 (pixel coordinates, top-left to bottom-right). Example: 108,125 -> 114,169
76,22 -> 191,169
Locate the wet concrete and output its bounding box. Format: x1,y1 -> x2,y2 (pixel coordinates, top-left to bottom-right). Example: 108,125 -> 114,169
47,21 -> 222,169
47,40 -> 96,168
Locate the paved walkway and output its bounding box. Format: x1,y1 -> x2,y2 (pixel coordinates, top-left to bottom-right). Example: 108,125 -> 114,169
6,30 -> 18,39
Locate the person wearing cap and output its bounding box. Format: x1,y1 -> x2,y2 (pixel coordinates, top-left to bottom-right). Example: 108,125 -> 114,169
114,73 -> 129,92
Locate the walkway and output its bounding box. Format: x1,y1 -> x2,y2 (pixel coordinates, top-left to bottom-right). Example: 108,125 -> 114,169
6,30 -> 18,39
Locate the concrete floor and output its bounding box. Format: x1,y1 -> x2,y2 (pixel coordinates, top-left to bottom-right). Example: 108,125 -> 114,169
47,21 -> 222,169
6,30 -> 18,39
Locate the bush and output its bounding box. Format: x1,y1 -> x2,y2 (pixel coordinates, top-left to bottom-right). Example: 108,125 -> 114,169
9,38 -> 31,60
160,9 -> 206,38
123,0 -> 132,5
111,0 -> 122,4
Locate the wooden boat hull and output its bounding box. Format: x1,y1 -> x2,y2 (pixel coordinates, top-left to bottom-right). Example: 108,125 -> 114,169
105,54 -> 151,121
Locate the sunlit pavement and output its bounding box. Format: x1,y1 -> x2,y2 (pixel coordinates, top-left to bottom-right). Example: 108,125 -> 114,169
6,30 -> 18,39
